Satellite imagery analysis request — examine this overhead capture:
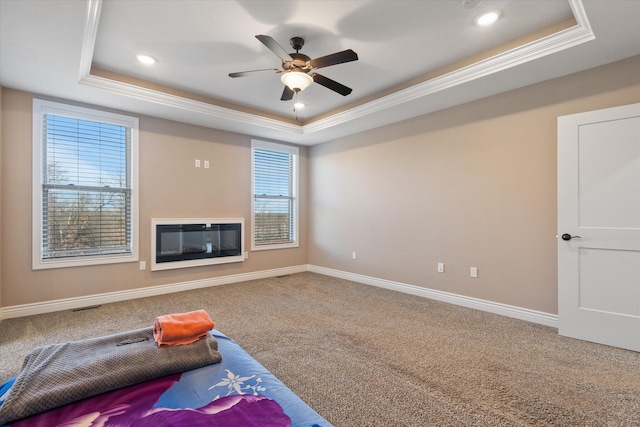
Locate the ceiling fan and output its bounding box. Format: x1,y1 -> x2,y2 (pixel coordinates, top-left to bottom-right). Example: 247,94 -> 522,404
229,35 -> 358,101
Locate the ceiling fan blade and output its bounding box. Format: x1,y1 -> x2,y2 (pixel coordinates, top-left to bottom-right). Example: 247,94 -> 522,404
255,35 -> 293,62
310,49 -> 358,69
312,73 -> 353,96
228,68 -> 280,78
280,86 -> 295,101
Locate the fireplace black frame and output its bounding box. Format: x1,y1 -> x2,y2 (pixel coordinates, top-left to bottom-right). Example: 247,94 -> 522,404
151,218 -> 245,271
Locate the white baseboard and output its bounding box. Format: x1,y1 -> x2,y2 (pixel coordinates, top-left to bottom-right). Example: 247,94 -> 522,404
308,265 -> 559,328
1,264 -> 558,328
0,265 -> 308,320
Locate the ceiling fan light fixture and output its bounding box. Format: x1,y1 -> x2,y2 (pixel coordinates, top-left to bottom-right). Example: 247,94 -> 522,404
281,71 -> 313,92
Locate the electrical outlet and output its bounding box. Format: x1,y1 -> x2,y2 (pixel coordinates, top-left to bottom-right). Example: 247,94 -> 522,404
470,267 -> 478,278
139,261 -> 146,270
437,262 -> 445,273
352,251 -> 357,260
195,159 -> 201,168
204,160 -> 210,169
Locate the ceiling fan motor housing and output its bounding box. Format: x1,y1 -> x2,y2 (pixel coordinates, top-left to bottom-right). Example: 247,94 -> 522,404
290,37 -> 305,51
284,53 -> 312,72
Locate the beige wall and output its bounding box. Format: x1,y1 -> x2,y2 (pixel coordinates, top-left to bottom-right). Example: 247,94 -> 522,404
1,56 -> 638,314
0,89 -> 307,307
308,56 -> 640,315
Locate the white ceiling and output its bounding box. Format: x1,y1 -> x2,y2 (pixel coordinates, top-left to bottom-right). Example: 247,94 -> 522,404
1,0 -> 639,145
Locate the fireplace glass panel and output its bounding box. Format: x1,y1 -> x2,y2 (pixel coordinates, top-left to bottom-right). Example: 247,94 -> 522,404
155,223 -> 241,263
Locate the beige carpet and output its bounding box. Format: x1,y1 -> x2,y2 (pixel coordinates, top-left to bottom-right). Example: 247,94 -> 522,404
0,272 -> 638,426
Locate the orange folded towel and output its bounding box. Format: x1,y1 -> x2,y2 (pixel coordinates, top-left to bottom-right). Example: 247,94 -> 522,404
153,309 -> 215,347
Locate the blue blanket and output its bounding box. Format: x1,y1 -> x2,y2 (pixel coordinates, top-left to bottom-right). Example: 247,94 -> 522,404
0,330 -> 330,427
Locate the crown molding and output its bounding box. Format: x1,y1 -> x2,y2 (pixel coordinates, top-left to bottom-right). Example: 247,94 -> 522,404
78,0 -> 301,136
78,0 -> 594,141
79,73 -> 303,134
303,0 -> 594,135
79,0 -> 101,80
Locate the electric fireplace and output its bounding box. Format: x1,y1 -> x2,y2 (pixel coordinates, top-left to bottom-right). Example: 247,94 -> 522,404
151,218 -> 244,271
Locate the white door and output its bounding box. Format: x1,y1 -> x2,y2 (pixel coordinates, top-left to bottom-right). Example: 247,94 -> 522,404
558,103 -> 640,352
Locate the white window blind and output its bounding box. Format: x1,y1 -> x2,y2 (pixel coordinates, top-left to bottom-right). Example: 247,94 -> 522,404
251,140 -> 298,249
33,99 -> 139,269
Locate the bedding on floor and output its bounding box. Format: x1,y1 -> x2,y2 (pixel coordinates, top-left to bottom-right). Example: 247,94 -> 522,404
0,330 -> 330,427
0,327 -> 221,423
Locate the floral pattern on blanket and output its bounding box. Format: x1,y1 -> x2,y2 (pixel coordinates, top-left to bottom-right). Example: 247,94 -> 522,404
208,369 -> 267,398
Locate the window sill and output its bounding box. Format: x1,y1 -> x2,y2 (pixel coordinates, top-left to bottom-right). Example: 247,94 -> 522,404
32,253 -> 138,270
251,242 -> 299,252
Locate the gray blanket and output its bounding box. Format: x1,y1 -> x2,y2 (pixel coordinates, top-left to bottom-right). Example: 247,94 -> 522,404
0,327 -> 222,424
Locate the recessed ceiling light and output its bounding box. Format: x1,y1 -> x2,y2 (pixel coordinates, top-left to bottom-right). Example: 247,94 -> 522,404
136,54 -> 156,65
475,11 -> 499,26
294,102 -> 305,109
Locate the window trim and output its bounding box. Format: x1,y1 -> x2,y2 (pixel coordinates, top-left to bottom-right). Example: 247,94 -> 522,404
250,139 -> 299,251
32,99 -> 139,269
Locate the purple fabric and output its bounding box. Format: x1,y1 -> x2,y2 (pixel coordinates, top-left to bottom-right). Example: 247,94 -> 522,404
10,374 -> 181,427
10,374 -> 290,427
137,395 -> 291,427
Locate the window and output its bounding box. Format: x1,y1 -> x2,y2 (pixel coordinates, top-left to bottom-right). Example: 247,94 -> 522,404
251,140 -> 299,250
32,99 -> 139,269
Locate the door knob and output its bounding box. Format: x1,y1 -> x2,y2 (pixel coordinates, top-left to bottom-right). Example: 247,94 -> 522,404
561,233 -> 581,241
